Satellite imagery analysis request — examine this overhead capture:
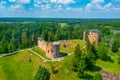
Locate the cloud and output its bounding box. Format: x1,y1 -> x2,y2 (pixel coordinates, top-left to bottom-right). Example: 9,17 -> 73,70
34,0 -> 75,10
85,0 -> 112,11
92,0 -> 104,3
41,4 -> 51,9
0,1 -> 6,8
9,0 -> 31,4
10,4 -> 24,10
50,0 -> 75,4
66,7 -> 83,12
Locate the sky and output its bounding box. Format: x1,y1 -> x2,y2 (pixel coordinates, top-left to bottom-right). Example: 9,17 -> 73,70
0,0 -> 120,18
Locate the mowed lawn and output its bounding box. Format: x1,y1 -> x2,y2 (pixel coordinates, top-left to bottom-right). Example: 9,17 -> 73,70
0,50 -> 52,80
32,47 -> 51,60
60,39 -> 86,53
0,50 -> 80,80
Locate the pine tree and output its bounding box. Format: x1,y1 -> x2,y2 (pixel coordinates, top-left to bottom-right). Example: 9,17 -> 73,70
72,44 -> 82,71
0,36 -> 9,53
34,66 -> 50,80
8,33 -> 17,52
93,73 -> 102,80
77,59 -> 86,78
21,30 -> 28,48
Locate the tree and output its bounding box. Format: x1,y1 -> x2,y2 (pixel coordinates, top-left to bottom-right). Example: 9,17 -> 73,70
31,33 -> 35,46
118,48 -> 120,64
77,59 -> 86,78
34,66 -> 50,80
0,36 -> 9,53
48,31 -> 53,42
72,44 -> 82,71
21,29 -> 28,48
96,46 -> 109,61
8,33 -> 17,52
86,38 -> 92,51
93,73 -> 102,80
85,52 -> 95,70
101,26 -> 111,35
112,39 -> 120,52
54,27 -> 61,41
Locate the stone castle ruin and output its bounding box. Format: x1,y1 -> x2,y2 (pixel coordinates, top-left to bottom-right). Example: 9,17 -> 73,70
88,30 -> 99,45
100,70 -> 120,80
38,38 -> 61,59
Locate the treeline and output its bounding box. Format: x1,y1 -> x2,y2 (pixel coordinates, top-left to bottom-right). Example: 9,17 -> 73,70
0,20 -> 120,54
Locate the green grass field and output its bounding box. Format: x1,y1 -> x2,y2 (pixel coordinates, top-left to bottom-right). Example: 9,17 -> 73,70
0,50 -> 80,80
32,47 -> 51,60
0,40 -> 120,80
60,40 -> 86,53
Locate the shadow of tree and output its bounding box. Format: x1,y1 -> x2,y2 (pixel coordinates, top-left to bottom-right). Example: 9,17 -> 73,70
106,56 -> 114,63
82,73 -> 93,80
102,55 -> 114,63
53,70 -> 58,74
60,52 -> 68,57
91,65 -> 102,72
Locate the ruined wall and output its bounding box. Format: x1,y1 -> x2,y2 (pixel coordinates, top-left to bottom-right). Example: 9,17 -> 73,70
38,38 -> 60,59
88,30 -> 99,45
100,70 -> 120,80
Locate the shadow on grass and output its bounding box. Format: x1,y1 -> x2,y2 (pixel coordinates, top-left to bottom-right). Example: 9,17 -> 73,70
60,52 -> 68,57
102,55 -> 114,63
81,73 -> 93,80
91,65 -> 102,72
53,70 -> 58,74
106,56 -> 114,63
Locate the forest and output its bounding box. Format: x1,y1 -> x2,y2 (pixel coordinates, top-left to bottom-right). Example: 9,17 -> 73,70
0,18 -> 120,54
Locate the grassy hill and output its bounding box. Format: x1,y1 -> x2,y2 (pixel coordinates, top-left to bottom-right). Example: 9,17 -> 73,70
0,40 -> 120,80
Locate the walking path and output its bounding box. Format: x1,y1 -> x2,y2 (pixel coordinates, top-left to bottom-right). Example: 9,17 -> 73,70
0,45 -> 86,62
0,46 -> 37,58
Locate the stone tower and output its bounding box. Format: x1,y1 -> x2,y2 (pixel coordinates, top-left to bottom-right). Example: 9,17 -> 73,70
83,31 -> 86,41
38,38 -> 61,59
88,30 -> 99,45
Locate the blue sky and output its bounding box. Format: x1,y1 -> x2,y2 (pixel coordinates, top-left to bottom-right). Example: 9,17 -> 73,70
0,0 -> 120,18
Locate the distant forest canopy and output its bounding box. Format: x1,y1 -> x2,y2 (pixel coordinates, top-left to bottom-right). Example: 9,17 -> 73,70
0,18 -> 120,54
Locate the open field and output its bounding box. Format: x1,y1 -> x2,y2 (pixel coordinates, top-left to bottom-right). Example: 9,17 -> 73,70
0,50 -> 80,80
0,40 -> 120,80
0,50 -> 52,80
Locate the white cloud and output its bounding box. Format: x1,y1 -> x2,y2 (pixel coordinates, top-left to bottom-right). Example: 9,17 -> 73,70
9,0 -> 31,4
104,2 -> 112,9
113,7 -> 120,11
10,4 -> 23,10
66,7 -> 83,12
0,1 -> 6,8
92,0 -> 104,3
9,0 -> 16,2
41,4 -> 51,9
50,0 -> 75,4
85,0 -> 112,11
34,0 -> 75,10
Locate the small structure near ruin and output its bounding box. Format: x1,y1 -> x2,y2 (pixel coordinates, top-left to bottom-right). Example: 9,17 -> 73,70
38,38 -> 61,59
83,31 -> 86,41
88,30 -> 99,45
100,70 -> 120,80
